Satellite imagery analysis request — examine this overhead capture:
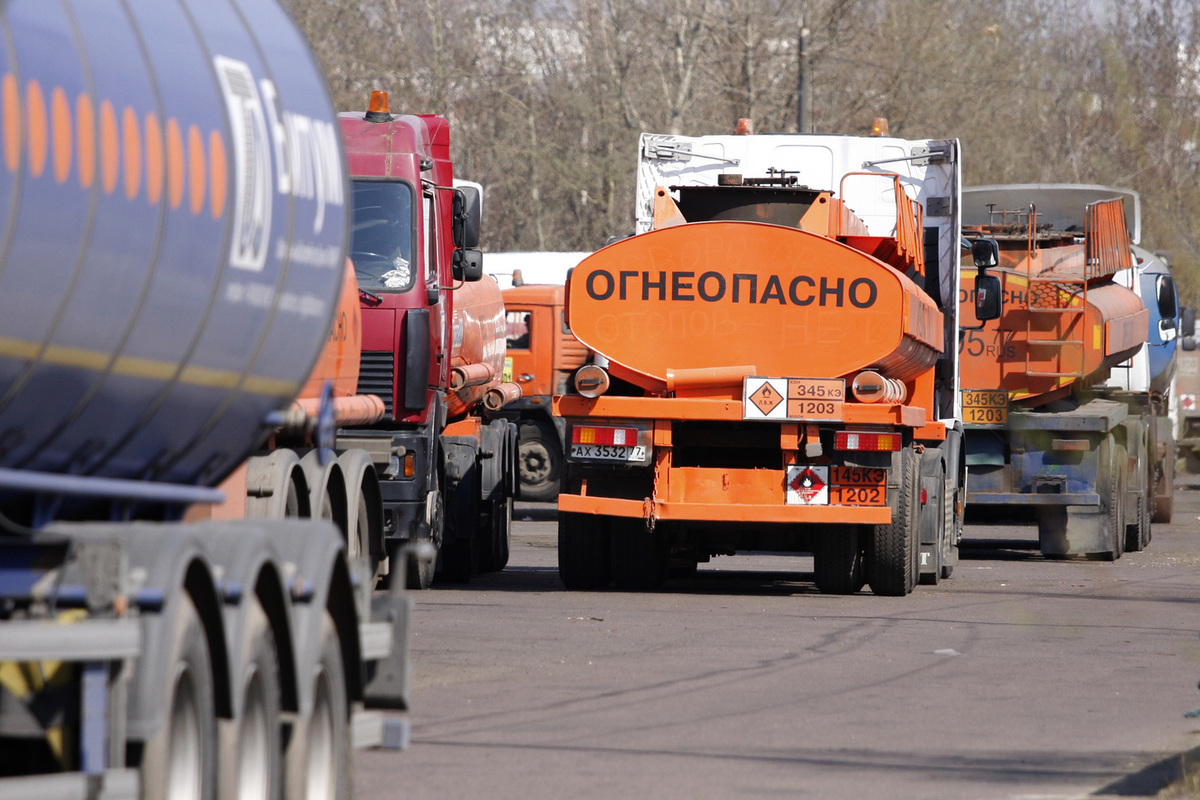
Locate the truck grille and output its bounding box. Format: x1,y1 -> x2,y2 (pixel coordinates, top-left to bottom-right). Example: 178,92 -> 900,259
358,351 -> 394,416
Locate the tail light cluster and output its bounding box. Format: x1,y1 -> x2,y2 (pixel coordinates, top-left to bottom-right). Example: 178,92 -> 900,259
835,431 -> 902,452
571,425 -> 638,446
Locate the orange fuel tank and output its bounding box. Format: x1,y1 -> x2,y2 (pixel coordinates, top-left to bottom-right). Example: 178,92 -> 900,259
447,276 -> 507,419
566,220 -> 943,395
959,200 -> 1148,408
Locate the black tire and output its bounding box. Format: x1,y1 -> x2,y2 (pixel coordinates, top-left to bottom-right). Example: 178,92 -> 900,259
518,420 -> 563,502
918,471 -> 946,587
1153,436 -> 1175,524
669,558 -> 699,580
479,494 -> 511,573
439,534 -> 477,582
1185,450 -> 1200,475
1092,437 -> 1125,561
1125,491 -> 1150,553
441,442 -> 482,582
219,600 -> 282,800
940,477 -> 958,580
610,517 -> 668,591
1152,487 -> 1172,526
1110,441 -> 1126,560
141,594 -> 218,800
813,527 -> 865,594
285,612 -> 350,800
348,483 -> 385,586
405,465 -> 442,591
869,447 -> 919,597
558,512 -> 613,590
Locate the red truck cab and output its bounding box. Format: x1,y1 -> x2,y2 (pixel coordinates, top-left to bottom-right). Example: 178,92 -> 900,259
338,93 -> 518,588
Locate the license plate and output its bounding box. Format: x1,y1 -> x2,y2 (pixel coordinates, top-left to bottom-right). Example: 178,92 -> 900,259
569,444 -> 647,462
962,390 -> 1008,425
830,466 -> 886,486
829,466 -> 887,506
829,485 -> 886,506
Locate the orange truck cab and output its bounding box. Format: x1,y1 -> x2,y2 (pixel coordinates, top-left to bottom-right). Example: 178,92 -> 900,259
499,283 -> 590,500
554,130 -> 966,596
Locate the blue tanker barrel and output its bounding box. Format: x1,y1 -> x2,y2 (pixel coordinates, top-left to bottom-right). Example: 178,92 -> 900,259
0,0 -> 347,500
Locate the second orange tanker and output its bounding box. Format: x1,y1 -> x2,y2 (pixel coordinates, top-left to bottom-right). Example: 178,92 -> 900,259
959,186 -> 1152,559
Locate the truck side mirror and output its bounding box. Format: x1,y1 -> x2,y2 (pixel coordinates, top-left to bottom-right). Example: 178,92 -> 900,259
1156,275 -> 1178,322
452,187 -> 482,249
975,273 -> 1002,322
453,248 -> 483,282
972,238 -> 999,269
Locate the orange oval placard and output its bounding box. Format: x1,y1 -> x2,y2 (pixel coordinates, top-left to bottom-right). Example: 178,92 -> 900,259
567,221 -> 940,388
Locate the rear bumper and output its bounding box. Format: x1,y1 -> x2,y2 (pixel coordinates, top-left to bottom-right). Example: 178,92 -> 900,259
965,491 -> 1100,506
559,491 -> 890,524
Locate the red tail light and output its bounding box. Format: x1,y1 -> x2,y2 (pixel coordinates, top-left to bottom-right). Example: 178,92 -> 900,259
571,426 -> 638,446
834,431 -> 902,452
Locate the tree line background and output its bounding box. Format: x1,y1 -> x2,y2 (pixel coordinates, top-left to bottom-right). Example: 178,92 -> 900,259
285,0 -> 1200,304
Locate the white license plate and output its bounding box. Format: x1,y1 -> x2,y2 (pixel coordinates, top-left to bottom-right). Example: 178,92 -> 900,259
570,444 -> 647,462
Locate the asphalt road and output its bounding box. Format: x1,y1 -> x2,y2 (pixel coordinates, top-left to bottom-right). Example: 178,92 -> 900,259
356,479 -> 1200,799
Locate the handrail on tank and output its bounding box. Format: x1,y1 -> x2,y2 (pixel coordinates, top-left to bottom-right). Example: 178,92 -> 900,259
1085,197 -> 1134,281
837,172 -> 925,276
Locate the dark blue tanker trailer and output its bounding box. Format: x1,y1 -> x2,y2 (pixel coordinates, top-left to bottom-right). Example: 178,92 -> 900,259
0,2 -> 411,798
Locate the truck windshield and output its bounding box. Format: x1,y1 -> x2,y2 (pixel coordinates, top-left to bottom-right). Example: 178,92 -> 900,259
350,181 -> 415,292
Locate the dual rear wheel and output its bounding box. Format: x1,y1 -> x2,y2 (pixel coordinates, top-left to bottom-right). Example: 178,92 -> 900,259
140,595 -> 350,800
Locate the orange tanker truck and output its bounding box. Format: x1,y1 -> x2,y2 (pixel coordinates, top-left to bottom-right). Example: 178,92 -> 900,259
958,186 -> 1154,559
500,282 -> 591,500
554,128 -> 968,596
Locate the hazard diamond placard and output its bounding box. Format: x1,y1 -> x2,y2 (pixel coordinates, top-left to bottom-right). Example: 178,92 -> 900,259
785,465 -> 829,505
744,377 -> 845,422
743,377 -> 787,419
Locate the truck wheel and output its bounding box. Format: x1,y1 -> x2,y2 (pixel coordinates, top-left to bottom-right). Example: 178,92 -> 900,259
558,512 -> 612,590
610,517 -> 668,591
1125,494 -> 1149,552
219,599 -> 282,800
918,467 -> 947,587
141,593 -> 218,800
1153,438 -> 1175,523
518,421 -> 562,502
940,477 -> 959,580
1185,450 -> 1200,474
869,447 -> 919,597
285,612 -> 350,800
439,531 -> 477,582
405,463 -> 443,591
479,494 -> 511,573
1093,438 -> 1126,561
1153,488 -> 1172,525
335,452 -> 386,581
813,527 -> 865,594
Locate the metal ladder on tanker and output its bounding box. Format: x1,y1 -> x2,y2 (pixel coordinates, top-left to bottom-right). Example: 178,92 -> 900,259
1021,197 -> 1131,382
1022,205 -> 1087,385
